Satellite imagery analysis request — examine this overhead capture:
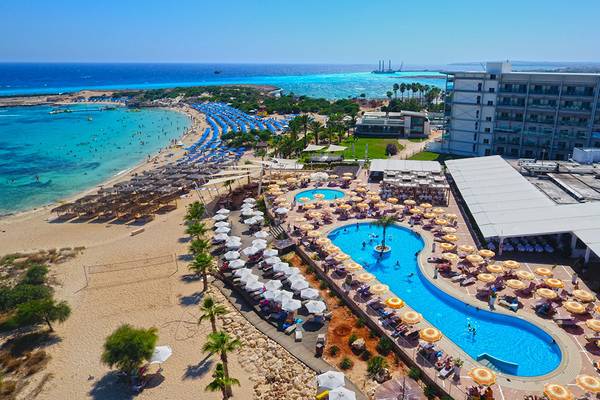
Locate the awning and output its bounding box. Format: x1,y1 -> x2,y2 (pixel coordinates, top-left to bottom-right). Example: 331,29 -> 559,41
302,144 -> 326,152
325,144 -> 347,152
202,174 -> 250,186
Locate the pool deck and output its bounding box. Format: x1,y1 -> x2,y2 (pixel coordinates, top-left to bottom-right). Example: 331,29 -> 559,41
278,179 -> 598,399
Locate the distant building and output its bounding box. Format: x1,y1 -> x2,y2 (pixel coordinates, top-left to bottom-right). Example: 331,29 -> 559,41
355,111 -> 430,138
573,147 -> 600,164
441,62 -> 600,160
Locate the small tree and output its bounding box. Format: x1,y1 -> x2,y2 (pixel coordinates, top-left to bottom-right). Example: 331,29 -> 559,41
14,298 -> 71,331
375,215 -> 397,251
190,253 -> 215,292
205,363 -> 240,400
199,296 -> 229,334
185,201 -> 206,223
385,143 -> 398,156
203,331 -> 242,397
21,264 -> 49,285
189,238 -> 211,257
367,355 -> 389,376
101,324 -> 158,382
186,222 -> 207,240
376,337 -> 393,356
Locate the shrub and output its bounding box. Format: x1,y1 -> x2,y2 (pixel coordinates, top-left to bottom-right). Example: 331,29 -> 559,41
360,349 -> 372,361
423,385 -> 437,399
21,264 -> 49,285
355,318 -> 366,328
368,330 -> 377,339
328,345 -> 340,357
348,333 -> 358,346
367,355 -> 388,375
306,266 -> 314,274
337,298 -> 345,306
0,284 -> 51,312
385,143 -> 398,156
339,357 -> 353,370
319,280 -> 328,290
376,337 -> 393,356
408,367 -> 421,380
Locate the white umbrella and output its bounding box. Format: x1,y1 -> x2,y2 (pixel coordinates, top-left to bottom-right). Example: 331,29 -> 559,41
234,268 -> 252,277
252,210 -> 264,216
242,209 -> 255,217
281,298 -> 302,312
274,290 -> 294,303
264,280 -> 283,291
244,217 -> 258,225
263,289 -> 280,300
253,215 -> 265,223
263,249 -> 278,257
212,214 -> 227,221
242,246 -> 260,256
254,231 -> 269,239
329,387 -> 356,400
228,236 -> 241,242
216,208 -> 230,215
275,207 -> 289,215
213,233 -> 228,243
288,274 -> 305,285
317,371 -> 345,390
272,262 -> 290,273
301,288 -> 320,300
224,251 -> 240,260
305,300 -> 327,314
240,274 -> 259,284
215,227 -> 231,234
264,256 -> 281,265
243,198 -> 256,204
245,280 -> 264,292
252,239 -> 267,246
253,241 -> 267,251
214,221 -> 230,228
150,345 -> 173,364
284,267 -> 301,276
291,279 -> 309,291
225,240 -> 242,249
229,259 -> 246,269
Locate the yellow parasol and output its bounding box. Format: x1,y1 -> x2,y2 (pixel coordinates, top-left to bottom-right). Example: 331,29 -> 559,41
458,244 -> 475,254
374,202 -> 388,209
385,297 -> 405,309
275,196 -> 287,203
544,278 -> 564,289
313,193 -> 325,200
486,264 -> 504,274
502,260 -> 520,269
563,301 -> 586,314
342,172 -> 353,177
400,311 -> 423,325
445,213 -> 458,220
351,196 -> 363,202
534,267 -> 553,277
585,319 -> 600,332
355,187 -> 367,193
403,199 -> 416,206
299,196 -> 311,203
466,254 -> 484,264
325,245 -> 340,254
432,207 -> 445,214
477,273 -> 496,283
576,375 -> 600,393
536,288 -> 558,299
307,230 -> 321,238
434,218 -> 449,226
295,217 -> 307,223
357,272 -> 375,283
573,289 -> 595,303
345,262 -> 362,272
442,234 -> 459,242
516,270 -> 535,281
441,226 -> 457,234
303,203 -> 316,210
369,195 -> 381,203
410,207 -> 424,214
419,327 -> 443,343
544,383 -> 574,400
386,197 -> 398,204
308,211 -> 323,219
479,249 -> 496,259
423,212 -> 436,219
328,174 -> 339,179
506,279 -> 527,290
340,204 -> 353,211
419,203 -> 432,209
300,223 -> 314,231
468,367 -> 497,386
316,237 -> 330,246
367,191 -> 378,196
370,284 -> 389,295
439,242 -> 456,252
356,202 -> 369,210
442,252 -> 459,262
334,253 -> 350,263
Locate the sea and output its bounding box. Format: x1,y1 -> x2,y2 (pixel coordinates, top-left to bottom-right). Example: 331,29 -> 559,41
0,104 -> 189,215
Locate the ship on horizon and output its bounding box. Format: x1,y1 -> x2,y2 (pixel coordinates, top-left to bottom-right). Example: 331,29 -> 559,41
372,59 -> 400,74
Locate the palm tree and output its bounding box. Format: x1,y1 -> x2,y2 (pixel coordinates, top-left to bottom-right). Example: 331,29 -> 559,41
400,83 -> 406,101
205,363 -> 240,400
375,215 -> 397,252
199,296 -> 229,334
295,114 -> 313,148
411,83 -> 419,102
185,201 -> 205,223
189,238 -> 211,256
309,120 -> 323,145
393,83 -> 399,99
288,119 -> 300,143
203,331 -> 242,398
186,221 -> 207,240
190,252 -> 215,291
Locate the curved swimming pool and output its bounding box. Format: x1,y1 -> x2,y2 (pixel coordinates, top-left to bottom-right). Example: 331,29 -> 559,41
295,188 -> 345,202
328,223 -> 562,377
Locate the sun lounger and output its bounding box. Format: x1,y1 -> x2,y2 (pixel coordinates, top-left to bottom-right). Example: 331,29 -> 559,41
295,329 -> 303,342
460,277 -> 476,286
584,335 -> 600,342
284,323 -> 297,335
438,365 -> 454,379
450,274 -> 466,283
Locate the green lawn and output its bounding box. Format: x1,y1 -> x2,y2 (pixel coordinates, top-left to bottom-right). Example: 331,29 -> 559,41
340,137 -> 404,160
407,137 -> 427,143
408,151 -> 465,163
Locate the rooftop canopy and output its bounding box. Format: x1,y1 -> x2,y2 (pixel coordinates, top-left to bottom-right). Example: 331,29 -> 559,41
303,144 -> 326,152
369,159 -> 442,174
446,156 -> 600,257
324,144 -> 347,152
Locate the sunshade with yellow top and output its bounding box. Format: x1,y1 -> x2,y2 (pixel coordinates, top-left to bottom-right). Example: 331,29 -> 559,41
400,311 -> 422,325
441,226 -> 457,234
409,207 -> 423,214
275,196 -> 287,203
307,230 -> 321,238
369,195 -> 381,202
316,237 -> 330,246
486,264 -> 504,274
477,273 -> 496,283
299,196 -> 311,203
442,234 -> 459,242
585,319 -> 600,332
573,289 -> 595,303
468,367 -> 497,386
466,254 -> 484,264
534,267 -> 553,277
419,327 -> 443,343
355,187 -> 366,193
308,211 -> 322,219
403,199 -> 416,206
345,262 -> 362,272
479,249 -> 495,259
300,223 -> 314,231
367,191 -> 378,196
325,245 -> 340,254
506,279 -> 527,290
423,213 -> 436,219
357,272 -> 375,283
516,270 -> 535,280
432,207 -> 445,214
386,197 -> 398,204
385,297 -> 404,309
536,288 -> 558,299
458,244 -> 475,254
340,204 -> 353,210
350,196 -> 363,202
544,383 -> 574,400
419,203 -> 432,209
544,278 -> 564,289
564,300 -> 586,314
442,252 -> 459,262
501,260 -> 520,269
342,172 -> 353,177
445,213 -> 458,220
374,202 -> 388,208
439,242 -> 455,252
434,218 -> 449,226
295,217 -> 307,223
370,284 -> 389,295
576,374 -> 600,394
334,253 -> 350,263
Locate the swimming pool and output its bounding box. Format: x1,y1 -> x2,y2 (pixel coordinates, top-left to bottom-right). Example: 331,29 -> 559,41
294,188 -> 345,202
328,223 -> 562,377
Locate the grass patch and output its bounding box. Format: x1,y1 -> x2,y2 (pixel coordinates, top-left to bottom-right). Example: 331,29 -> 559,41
408,151 -> 465,163
407,137 -> 427,143
340,137 -> 404,160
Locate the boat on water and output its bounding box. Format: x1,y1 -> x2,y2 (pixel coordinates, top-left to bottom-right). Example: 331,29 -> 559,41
87,116 -> 93,121
214,70 -> 222,74
49,109 -> 72,114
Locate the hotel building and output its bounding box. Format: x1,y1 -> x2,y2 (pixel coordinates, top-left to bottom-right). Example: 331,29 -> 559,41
355,111 -> 430,138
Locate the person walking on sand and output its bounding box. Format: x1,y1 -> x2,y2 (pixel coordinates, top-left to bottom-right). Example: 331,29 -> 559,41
488,291 -> 497,310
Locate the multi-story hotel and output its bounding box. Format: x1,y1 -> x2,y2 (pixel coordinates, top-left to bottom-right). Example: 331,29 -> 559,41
441,62 -> 600,160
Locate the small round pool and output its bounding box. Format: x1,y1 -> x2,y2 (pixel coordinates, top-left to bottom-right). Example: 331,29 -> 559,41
294,188 -> 345,203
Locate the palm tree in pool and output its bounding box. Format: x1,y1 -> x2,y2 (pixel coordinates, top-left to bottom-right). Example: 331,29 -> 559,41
203,331 -> 242,398
375,215 -> 397,253
205,362 -> 240,400
199,295 -> 229,334
393,83 -> 399,99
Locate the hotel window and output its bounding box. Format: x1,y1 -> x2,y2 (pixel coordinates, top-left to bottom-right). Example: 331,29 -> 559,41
490,74 -> 496,80
486,117 -> 492,121
484,128 -> 491,132
489,88 -> 495,93
483,138 -> 490,144
476,96 -> 481,104
485,149 -> 491,156
497,146 -> 504,154
487,100 -> 494,106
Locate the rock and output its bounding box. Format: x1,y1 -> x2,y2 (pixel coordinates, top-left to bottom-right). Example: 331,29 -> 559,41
351,338 -> 366,352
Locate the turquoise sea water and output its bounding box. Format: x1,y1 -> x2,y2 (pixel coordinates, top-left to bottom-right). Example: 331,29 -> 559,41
0,104 -> 190,215
329,223 -> 561,376
294,188 -> 345,202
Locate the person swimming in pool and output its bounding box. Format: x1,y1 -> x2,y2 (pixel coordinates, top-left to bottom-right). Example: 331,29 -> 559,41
394,260 -> 401,270
362,241 -> 366,249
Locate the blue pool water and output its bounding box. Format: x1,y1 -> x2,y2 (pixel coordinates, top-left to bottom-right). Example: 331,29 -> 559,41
328,223 -> 562,377
295,189 -> 345,202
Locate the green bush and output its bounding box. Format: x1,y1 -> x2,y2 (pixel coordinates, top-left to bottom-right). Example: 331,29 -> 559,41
328,345 -> 340,356
355,318 -> 366,328
423,385 -> 437,399
408,367 -> 421,380
360,349 -> 372,361
339,357 -> 353,370
367,355 -> 388,375
347,333 -> 358,346
0,284 -> 51,312
319,280 -> 328,290
21,264 -> 49,285
376,337 -> 393,356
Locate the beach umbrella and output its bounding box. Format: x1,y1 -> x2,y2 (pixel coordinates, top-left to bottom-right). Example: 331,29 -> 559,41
229,259 -> 246,269
357,273 -> 375,283
244,217 -> 258,225
543,383 -> 573,400
329,387 -> 356,400
419,327 -> 443,343
263,289 -> 280,301
225,239 -> 242,249
442,252 -> 459,262
214,221 -> 230,228
150,345 -> 173,364
334,253 -> 350,263
242,209 -> 255,217
281,298 -> 302,312
300,288 -> 320,300
370,284 -> 389,295
516,270 -> 535,280
234,268 -> 252,278
284,266 -> 301,276
536,288 -> 558,300
212,214 -> 227,221
245,280 -> 264,292
295,217 -> 307,223
385,297 -> 404,309
441,226 -> 457,234
432,207 -> 445,214
224,251 -> 240,260
291,279 -> 309,291
252,210 -> 264,216
409,207 -> 423,215
345,262 -> 362,272
252,238 -> 267,246
274,290 -> 294,303
252,241 -> 267,251
400,311 -> 422,325
403,199 -> 416,206
298,196 -> 311,203
253,215 -> 264,224
243,197 -> 256,204
316,237 -> 331,246
585,319 -> 600,332
423,212 -> 436,219
240,273 -> 259,285
216,208 -> 230,215
213,233 -> 228,243
477,273 -> 496,283
445,213 -> 458,220
442,234 -> 459,242
305,300 -> 327,314
434,218 -> 449,226
468,367 -> 497,386
534,267 -> 553,277
254,231 -> 269,239
273,262 -> 291,274
300,223 -> 314,231
506,279 -> 526,290
316,371 -> 345,390
486,264 -> 504,274
242,246 -> 260,256
265,256 -> 281,265
563,300 -> 586,314
573,289 -> 595,303
263,249 -> 278,257
307,230 -> 321,238
458,244 -> 475,254
576,375 -> 600,393
228,235 -> 241,242
215,226 -> 231,234
386,197 -> 398,204
467,254 -> 484,264
439,242 -> 455,252
502,260 -> 520,269
545,278 -> 564,289
479,249 -> 495,258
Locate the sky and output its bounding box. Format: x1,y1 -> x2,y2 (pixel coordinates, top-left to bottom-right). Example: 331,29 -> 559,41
1,0 -> 599,65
